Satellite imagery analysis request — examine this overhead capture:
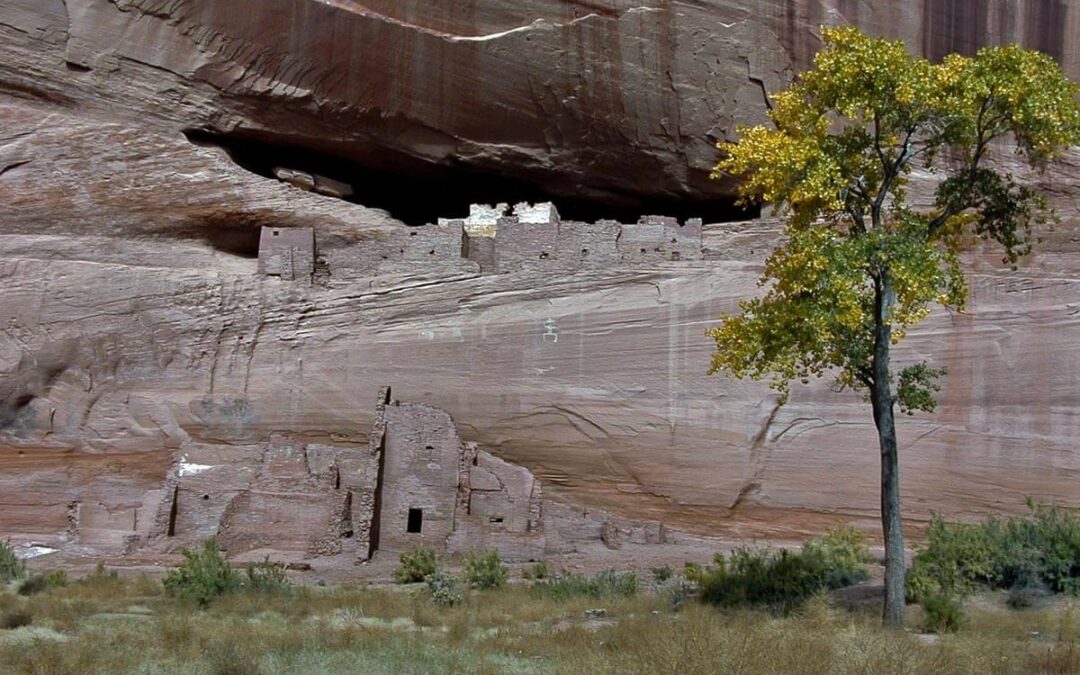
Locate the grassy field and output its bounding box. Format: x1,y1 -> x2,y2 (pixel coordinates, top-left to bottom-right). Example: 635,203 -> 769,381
2,569 -> 1079,675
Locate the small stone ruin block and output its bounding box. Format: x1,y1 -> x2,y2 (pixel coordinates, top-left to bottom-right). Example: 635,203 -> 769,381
258,226 -> 316,281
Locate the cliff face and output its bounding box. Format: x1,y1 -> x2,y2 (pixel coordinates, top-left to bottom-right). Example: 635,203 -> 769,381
5,1 -> 1078,213
1,1 -> 1079,557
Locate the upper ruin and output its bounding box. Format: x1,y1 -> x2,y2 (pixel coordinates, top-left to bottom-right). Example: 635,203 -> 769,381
259,202 -> 703,282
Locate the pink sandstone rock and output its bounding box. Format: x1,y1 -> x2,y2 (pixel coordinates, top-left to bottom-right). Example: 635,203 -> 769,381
0,1 -> 1079,566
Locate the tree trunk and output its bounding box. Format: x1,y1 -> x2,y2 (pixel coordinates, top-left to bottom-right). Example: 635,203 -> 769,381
872,272 -> 906,627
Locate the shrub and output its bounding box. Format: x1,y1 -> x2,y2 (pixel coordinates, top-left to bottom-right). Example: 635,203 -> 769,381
658,575 -> 697,610
394,548 -> 438,584
522,561 -> 550,580
651,565 -> 674,583
683,561 -> 707,585
906,502 -> 1080,603
922,593 -> 966,633
698,530 -> 870,614
426,573 -> 464,607
162,539 -> 241,607
17,570 -> 67,596
463,549 -> 507,590
802,526 -> 873,582
244,557 -> 292,595
0,609 -> 32,630
532,569 -> 638,601
0,541 -> 26,584
90,561 -> 118,581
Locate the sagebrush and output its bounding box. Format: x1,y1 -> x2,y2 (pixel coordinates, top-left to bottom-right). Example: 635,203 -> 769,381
697,527 -> 871,614
463,549 -> 507,590
162,539 -> 240,606
0,541 -> 26,585
394,548 -> 438,584
532,569 -> 638,601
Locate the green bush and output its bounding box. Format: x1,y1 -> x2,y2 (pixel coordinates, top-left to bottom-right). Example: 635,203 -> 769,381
0,541 -> 26,585
532,569 -> 638,601
651,565 -> 674,583
906,502 -> 1080,602
463,549 -> 507,590
17,570 -> 67,596
522,561 -> 550,580
393,548 -> 438,584
698,529 -> 871,614
922,593 -> 966,633
802,526 -> 874,581
426,572 -> 464,607
683,561 -> 707,585
162,539 -> 241,607
244,557 -> 292,595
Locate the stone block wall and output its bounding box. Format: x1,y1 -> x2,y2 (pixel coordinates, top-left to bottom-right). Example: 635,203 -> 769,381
257,226 -> 316,281
148,437 -> 375,558
494,217 -> 559,271
374,398 -> 463,553
324,222 -> 470,278
618,216 -> 703,263
312,203 -> 705,278
555,220 -> 622,266
136,386 -> 663,563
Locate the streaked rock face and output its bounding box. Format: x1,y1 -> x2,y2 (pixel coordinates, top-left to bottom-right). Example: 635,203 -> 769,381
0,1 -> 1079,559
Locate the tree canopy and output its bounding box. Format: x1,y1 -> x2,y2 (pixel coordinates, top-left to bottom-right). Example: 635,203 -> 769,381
708,26 -> 1080,410
708,27 -> 1080,625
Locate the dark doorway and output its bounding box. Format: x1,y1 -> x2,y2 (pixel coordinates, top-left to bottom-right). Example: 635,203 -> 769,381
406,508 -> 423,534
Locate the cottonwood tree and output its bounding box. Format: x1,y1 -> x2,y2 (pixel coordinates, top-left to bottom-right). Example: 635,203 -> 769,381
707,27 -> 1080,626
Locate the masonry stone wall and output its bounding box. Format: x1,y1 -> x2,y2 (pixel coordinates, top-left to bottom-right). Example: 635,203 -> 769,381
323,222 -> 473,279
144,385 -> 663,563
257,226 -> 316,281
149,436 -> 375,559
268,203 -> 707,280
375,399 -> 463,553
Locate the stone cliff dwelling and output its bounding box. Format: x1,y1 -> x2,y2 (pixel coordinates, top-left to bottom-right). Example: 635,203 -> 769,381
256,225 -> 316,281
137,387 -> 662,562
257,202 -> 702,282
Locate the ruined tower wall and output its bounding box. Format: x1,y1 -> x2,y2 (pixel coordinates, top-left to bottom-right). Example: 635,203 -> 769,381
375,401 -> 463,553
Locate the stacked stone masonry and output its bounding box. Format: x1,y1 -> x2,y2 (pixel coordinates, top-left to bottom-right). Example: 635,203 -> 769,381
137,386 -> 663,562
257,226 -> 316,281
259,203 -> 702,280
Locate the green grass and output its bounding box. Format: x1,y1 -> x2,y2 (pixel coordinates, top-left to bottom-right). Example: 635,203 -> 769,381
2,570 -> 1080,674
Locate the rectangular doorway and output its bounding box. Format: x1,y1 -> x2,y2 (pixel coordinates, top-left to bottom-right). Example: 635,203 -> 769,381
406,508 -> 423,533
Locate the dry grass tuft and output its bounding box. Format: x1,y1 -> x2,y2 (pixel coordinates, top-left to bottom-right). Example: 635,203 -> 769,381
1,573 -> 1079,674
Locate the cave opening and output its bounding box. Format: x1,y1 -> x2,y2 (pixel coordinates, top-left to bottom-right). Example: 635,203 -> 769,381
184,130 -> 759,227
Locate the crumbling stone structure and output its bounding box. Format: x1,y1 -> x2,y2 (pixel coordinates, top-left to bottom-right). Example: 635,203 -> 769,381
371,386 -> 545,560
321,222 -> 474,280
258,203 -> 704,281
447,202 -> 704,274
257,226 -> 316,281
141,386 -> 665,562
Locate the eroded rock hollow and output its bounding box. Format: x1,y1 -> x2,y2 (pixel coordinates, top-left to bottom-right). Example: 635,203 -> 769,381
1,0 -> 1079,564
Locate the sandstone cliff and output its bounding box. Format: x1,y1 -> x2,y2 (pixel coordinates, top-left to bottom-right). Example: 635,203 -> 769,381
1,1 -> 1079,559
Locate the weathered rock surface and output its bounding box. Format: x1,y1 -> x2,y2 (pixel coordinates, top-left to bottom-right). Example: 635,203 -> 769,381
4,1 -> 1079,211
1,0 -> 1079,562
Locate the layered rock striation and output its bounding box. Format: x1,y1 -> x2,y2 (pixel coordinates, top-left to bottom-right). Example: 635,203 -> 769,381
1,1 -> 1079,561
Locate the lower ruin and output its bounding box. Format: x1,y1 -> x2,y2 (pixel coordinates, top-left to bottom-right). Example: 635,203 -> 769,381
130,387 -> 662,562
